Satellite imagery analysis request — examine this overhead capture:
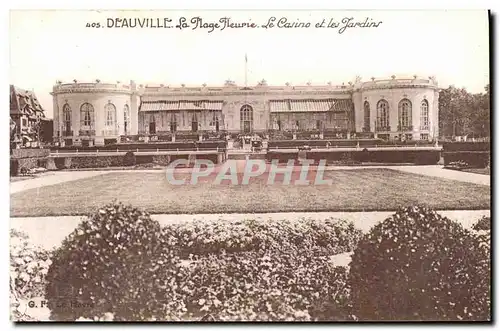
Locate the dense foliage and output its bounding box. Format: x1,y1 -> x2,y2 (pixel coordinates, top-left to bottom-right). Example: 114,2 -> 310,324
163,218 -> 362,258
349,206 -> 490,321
439,85 -> 490,138
153,218 -> 362,321
447,160 -> 470,170
69,156 -> 126,169
33,203 -> 491,321
10,159 -> 19,176
168,252 -> 351,321
123,152 -> 136,166
10,229 -> 52,321
473,216 -> 491,232
45,203 -> 175,321
44,208 -> 361,321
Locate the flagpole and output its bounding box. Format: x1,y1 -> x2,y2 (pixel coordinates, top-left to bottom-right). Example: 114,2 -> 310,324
245,53 -> 248,88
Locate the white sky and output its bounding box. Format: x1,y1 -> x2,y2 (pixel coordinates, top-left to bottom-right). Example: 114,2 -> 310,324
9,9 -> 489,118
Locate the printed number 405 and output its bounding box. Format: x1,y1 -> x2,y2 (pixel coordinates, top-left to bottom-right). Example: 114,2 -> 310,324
86,22 -> 101,28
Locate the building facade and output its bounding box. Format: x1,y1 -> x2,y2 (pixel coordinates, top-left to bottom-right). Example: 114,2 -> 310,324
51,76 -> 440,146
10,85 -> 53,148
51,81 -> 138,146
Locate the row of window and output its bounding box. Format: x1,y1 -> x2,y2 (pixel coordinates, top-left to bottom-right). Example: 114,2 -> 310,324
148,107 -> 248,133
363,99 -> 430,131
63,102 -> 131,135
272,119 -> 324,131
148,110 -> 222,124
147,118 -> 221,134
62,101 -> 430,135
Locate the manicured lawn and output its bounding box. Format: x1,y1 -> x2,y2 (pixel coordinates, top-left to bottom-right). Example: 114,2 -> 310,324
10,168 -> 491,217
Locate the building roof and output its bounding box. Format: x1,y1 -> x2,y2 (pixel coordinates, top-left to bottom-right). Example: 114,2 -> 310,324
140,100 -> 224,112
140,98 -> 354,113
10,85 -> 46,117
270,99 -> 353,113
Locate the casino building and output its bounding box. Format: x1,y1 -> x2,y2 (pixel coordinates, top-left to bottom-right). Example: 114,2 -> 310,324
51,75 -> 440,146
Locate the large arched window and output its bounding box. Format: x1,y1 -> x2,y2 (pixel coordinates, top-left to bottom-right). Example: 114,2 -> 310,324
398,99 -> 412,130
376,99 -> 390,130
123,104 -> 130,134
420,99 -> 429,130
240,105 -> 253,133
363,101 -> 371,131
80,103 -> 94,128
104,102 -> 117,127
63,103 -> 71,133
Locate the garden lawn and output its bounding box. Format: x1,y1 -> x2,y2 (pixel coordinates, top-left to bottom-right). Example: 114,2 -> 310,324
10,168 -> 491,217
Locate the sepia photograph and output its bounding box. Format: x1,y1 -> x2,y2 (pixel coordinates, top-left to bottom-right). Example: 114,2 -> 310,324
9,9 -> 491,322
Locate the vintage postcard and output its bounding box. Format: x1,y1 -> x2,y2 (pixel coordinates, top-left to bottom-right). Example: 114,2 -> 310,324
9,9 -> 491,322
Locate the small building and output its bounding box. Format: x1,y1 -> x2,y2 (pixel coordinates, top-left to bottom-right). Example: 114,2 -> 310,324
10,85 -> 52,148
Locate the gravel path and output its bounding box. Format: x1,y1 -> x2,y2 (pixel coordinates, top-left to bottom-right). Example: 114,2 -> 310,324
388,165 -> 490,186
10,171 -> 108,194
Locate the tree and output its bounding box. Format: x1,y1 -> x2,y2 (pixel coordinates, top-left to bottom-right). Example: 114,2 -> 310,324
439,85 -> 490,139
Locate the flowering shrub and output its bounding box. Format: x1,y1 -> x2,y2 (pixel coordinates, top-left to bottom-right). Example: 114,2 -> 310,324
69,156 -> 123,169
349,206 -> 491,321
472,216 -> 490,286
126,217 -> 361,321
163,218 -> 362,258
166,252 -> 352,321
473,216 -> 490,231
447,160 -> 470,169
31,203 -> 491,321
44,202 -> 179,321
123,152 -> 136,166
10,229 -> 52,321
43,202 -> 362,321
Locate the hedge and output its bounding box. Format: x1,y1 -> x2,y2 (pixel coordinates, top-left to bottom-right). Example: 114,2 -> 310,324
169,252 -> 351,321
265,152 -> 299,163
442,142 -> 490,152
268,139 -> 435,149
69,156 -> 124,169
163,218 -> 362,259
50,141 -> 227,152
36,203 -> 491,321
10,159 -> 19,176
65,154 -> 223,169
443,152 -> 490,168
268,151 -> 440,165
54,158 -> 66,170
349,206 -> 491,321
123,152 -> 136,166
44,204 -> 361,321
45,203 -> 171,321
473,216 -> 490,232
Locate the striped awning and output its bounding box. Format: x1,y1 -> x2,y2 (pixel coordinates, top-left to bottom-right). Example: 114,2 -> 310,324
329,99 -> 354,113
140,101 -> 223,112
270,99 -> 352,113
